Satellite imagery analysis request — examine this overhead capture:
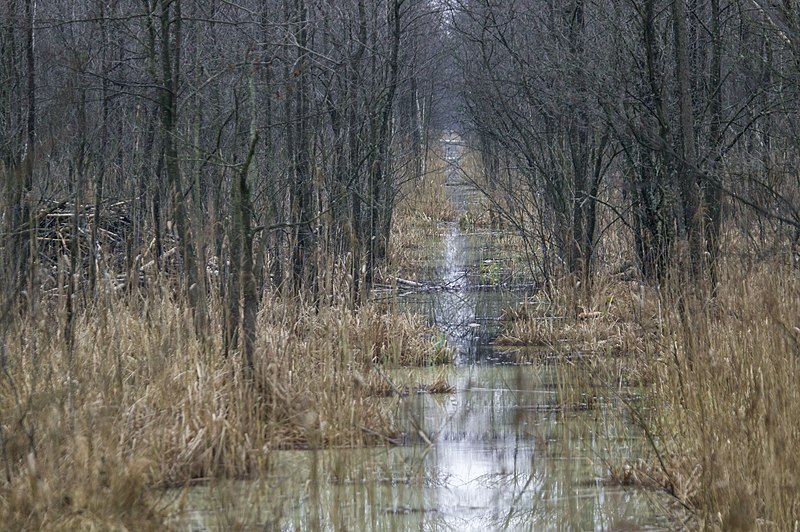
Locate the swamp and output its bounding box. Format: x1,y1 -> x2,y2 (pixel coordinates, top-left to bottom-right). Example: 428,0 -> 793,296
1,1 -> 800,531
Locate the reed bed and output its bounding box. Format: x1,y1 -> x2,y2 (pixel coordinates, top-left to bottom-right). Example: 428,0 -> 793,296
0,147 -> 460,529
501,255 -> 800,529
644,262 -> 800,529
0,286 -> 449,529
387,153 -> 458,275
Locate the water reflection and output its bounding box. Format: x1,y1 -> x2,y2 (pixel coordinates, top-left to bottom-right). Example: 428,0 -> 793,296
173,366 -> 672,531
169,143 -> 675,530
399,227 -> 531,363
399,173 -> 535,364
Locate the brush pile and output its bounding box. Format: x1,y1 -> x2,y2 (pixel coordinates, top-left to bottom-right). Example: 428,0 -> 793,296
34,200 -> 132,288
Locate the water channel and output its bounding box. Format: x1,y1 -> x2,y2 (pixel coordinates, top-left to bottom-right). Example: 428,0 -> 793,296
172,141 -> 676,530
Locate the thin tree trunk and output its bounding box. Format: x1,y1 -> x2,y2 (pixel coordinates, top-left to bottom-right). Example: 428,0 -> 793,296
21,0 -> 36,309
90,0 -> 109,296
159,0 -> 204,322
705,0 -> 723,290
367,0 -> 402,286
672,0 -> 705,281
65,74 -> 86,433
239,132 -> 259,378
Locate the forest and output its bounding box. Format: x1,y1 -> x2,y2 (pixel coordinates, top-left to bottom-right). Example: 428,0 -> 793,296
1,0 -> 798,529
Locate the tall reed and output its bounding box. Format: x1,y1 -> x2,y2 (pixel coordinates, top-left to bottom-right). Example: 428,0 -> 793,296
0,284 -> 444,529
647,263 -> 799,529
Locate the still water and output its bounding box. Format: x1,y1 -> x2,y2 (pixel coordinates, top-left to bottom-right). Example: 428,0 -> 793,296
170,144 -> 676,530
174,365 -> 672,530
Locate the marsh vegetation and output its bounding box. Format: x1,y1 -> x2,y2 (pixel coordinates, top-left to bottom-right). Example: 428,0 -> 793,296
2,1 -> 800,530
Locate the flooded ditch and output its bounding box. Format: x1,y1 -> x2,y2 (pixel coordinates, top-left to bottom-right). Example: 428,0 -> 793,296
171,145 -> 677,530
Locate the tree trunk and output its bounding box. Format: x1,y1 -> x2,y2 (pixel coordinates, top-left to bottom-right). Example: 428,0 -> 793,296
289,0 -> 315,294
90,0 -> 110,296
239,133 -> 259,378
705,0 -> 723,290
367,0 -> 402,287
672,0 -> 705,281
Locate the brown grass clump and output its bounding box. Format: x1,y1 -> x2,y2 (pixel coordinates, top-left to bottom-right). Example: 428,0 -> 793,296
388,153 -> 458,274
643,263 -> 800,529
497,277 -> 651,359
420,371 -> 455,394
0,289 -> 445,529
498,314 -> 644,355
361,368 -> 454,397
526,258 -> 800,528
496,254 -> 800,529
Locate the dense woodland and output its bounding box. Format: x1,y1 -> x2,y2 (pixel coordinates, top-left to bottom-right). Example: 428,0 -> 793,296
461,0 -> 799,286
2,1 -> 798,326
1,0 -> 799,529
1,0 -> 452,370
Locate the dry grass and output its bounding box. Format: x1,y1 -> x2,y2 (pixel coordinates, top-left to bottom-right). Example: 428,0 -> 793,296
498,313 -> 645,356
643,263 -> 800,530
0,288 -> 447,529
6,140 -> 794,529
500,256 -> 800,529
497,272 -> 653,360
450,146 -> 800,527
387,153 -> 458,275
0,146 -> 461,529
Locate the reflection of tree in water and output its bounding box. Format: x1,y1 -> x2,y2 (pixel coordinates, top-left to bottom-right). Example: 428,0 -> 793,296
400,218 -> 531,364
308,151 -> 675,530
397,160 -> 538,364
386,365 -> 669,531
176,169 -> 676,532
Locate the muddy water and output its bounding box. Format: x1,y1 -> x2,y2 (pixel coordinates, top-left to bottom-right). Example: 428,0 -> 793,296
171,145 -> 675,530
174,367 -> 671,530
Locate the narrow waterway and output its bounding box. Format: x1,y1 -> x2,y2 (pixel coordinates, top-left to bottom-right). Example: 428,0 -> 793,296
397,144 -> 531,365
173,139 -> 675,530
175,366 -> 670,530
